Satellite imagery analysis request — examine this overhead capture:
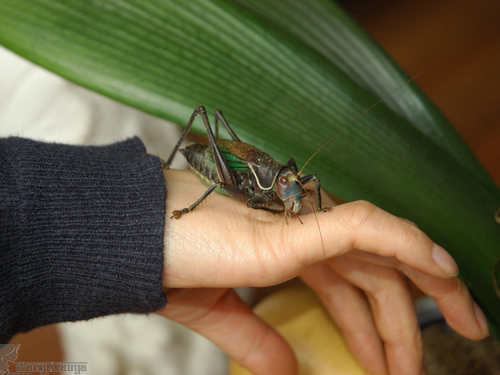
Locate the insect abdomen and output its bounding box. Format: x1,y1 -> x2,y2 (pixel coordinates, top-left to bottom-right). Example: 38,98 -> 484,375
180,142 -> 255,198
180,144 -> 220,186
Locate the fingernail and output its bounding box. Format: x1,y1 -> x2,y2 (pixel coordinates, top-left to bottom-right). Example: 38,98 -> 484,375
432,244 -> 459,276
474,302 -> 490,337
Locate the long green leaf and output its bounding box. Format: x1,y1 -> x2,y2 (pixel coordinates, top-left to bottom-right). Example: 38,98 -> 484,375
1,0 -> 499,338
236,0 -> 496,192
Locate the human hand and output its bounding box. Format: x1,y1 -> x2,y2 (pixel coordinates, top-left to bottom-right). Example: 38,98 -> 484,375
157,169 -> 489,375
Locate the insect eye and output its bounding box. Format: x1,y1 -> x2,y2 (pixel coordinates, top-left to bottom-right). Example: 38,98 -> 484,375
280,176 -> 288,185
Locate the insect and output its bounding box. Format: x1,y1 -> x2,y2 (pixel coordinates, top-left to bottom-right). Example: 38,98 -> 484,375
163,79 -> 418,221
163,106 -> 330,221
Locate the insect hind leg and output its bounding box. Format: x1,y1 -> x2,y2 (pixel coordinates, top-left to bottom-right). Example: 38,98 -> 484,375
214,110 -> 241,142
163,106 -> 212,169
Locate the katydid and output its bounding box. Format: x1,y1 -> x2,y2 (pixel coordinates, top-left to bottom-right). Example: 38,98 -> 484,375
164,79 -> 418,220
163,106 -> 329,220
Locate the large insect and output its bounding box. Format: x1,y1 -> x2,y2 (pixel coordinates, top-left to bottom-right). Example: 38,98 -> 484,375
163,106 -> 330,220
164,79 -> 417,220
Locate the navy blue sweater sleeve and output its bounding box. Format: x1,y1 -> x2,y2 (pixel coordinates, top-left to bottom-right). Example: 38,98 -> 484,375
0,137 -> 167,343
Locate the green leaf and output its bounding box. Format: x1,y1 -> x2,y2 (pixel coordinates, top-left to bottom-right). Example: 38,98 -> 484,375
1,0 -> 499,337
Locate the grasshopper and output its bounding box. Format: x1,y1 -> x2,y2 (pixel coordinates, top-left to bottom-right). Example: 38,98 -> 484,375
163,106 -> 330,220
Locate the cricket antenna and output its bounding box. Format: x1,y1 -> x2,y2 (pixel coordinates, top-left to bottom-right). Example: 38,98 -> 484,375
296,178 -> 327,261
298,73 -> 423,176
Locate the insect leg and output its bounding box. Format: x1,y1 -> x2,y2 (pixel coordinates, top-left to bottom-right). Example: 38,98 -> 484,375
163,107 -> 206,169
171,182 -> 249,219
246,196 -> 284,212
299,174 -> 331,212
214,110 -> 241,142
198,107 -> 238,187
171,183 -> 221,219
164,107 -> 237,189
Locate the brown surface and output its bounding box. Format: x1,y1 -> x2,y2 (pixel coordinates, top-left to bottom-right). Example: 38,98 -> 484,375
7,325 -> 63,374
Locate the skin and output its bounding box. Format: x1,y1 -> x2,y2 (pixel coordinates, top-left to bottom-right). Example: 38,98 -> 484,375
157,169 -> 489,375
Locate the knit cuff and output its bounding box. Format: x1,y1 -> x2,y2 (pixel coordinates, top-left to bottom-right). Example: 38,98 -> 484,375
0,137 -> 167,342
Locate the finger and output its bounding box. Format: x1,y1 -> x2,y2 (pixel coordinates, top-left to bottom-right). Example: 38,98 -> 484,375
293,200 -> 458,279
158,288 -> 297,375
300,263 -> 388,375
402,266 -> 490,339
337,250 -> 489,340
329,256 -> 425,375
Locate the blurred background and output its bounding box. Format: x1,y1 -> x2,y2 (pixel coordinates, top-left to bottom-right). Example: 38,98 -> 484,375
340,0 -> 500,185
3,0 -> 499,374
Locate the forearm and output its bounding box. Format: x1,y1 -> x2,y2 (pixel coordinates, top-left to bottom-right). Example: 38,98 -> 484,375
0,137 -> 167,342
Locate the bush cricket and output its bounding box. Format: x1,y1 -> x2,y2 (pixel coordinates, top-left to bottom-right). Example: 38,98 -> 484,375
163,106 -> 330,221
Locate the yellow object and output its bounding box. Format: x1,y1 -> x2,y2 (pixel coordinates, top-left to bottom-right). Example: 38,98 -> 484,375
230,286 -> 371,375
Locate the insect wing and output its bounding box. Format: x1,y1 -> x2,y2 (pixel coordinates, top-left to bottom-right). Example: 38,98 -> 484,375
218,144 -> 250,173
